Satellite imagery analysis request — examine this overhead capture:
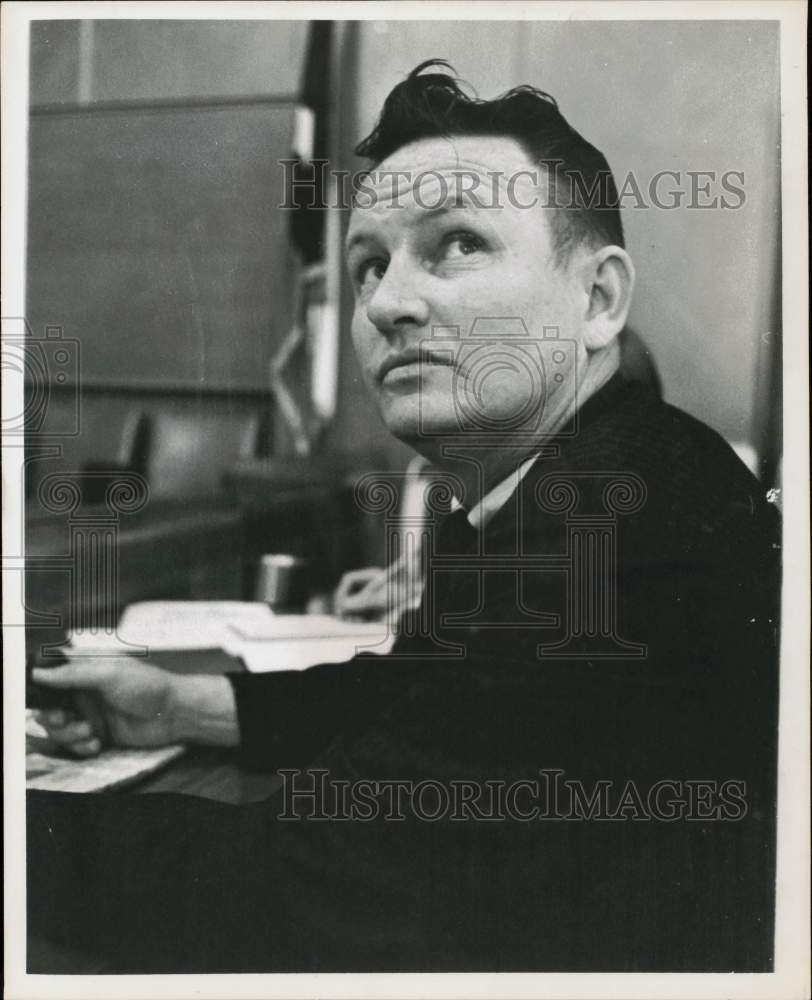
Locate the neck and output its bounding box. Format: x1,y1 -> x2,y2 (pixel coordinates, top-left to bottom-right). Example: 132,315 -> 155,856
412,338 -> 621,509
574,337 -> 621,424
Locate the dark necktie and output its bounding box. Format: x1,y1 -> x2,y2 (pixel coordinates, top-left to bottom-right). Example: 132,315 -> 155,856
437,507 -> 480,556
396,507 -> 480,650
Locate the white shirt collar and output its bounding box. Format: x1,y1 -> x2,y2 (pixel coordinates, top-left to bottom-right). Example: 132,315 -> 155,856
449,453 -> 540,531
443,357 -> 623,532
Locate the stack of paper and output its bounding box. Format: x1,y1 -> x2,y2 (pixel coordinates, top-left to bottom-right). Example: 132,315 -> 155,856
223,614 -> 394,672
68,601 -> 276,654
67,601 -> 393,672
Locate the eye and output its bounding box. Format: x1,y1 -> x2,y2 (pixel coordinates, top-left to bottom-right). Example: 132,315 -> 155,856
356,257 -> 388,289
443,231 -> 486,258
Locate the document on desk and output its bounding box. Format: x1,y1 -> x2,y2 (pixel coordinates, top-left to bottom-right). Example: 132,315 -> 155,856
66,601 -> 392,672
68,601 -> 276,652
26,711 -> 185,793
224,614 -> 394,672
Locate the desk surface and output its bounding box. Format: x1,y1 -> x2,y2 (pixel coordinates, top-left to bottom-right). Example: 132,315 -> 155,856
27,645 -> 282,973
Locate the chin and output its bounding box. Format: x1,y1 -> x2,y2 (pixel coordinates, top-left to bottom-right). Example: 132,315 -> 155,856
380,398 -> 458,449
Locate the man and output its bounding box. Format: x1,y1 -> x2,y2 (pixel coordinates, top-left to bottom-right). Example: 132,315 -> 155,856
28,61 -> 779,972
332,327 -> 660,622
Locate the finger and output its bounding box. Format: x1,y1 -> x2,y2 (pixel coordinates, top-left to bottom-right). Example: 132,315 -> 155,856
43,719 -> 95,744
42,721 -> 103,751
31,660 -> 113,689
336,568 -> 382,601
335,576 -> 362,604
73,691 -> 110,743
334,585 -> 359,613
336,571 -> 385,611
336,591 -> 374,617
366,573 -> 390,598
68,737 -> 102,757
37,708 -> 75,728
339,588 -> 389,620
340,585 -> 376,611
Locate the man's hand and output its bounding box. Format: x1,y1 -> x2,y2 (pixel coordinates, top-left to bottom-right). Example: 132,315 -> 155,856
335,555 -> 424,623
31,658 -> 239,756
334,567 -> 388,620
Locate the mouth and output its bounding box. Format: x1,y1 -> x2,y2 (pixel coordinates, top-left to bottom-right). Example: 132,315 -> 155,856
377,347 -> 454,384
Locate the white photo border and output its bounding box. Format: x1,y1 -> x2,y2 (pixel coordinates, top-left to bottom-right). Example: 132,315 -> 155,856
3,2 -> 808,998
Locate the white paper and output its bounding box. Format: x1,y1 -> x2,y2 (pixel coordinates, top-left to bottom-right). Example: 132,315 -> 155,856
224,614 -> 394,672
26,711 -> 185,793
68,601 -> 276,652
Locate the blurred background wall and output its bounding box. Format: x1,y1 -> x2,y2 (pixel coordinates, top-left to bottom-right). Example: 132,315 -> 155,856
30,20 -> 308,105
26,18 -> 781,488
26,21 -> 308,496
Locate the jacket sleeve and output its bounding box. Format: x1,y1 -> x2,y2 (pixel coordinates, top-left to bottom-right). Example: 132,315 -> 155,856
226,649 -> 435,771
227,475 -> 780,789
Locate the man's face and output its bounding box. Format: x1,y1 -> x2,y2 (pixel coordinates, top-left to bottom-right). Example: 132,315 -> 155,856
346,135 -> 589,449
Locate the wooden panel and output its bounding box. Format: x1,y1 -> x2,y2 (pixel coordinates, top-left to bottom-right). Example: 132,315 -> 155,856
26,101 -> 297,391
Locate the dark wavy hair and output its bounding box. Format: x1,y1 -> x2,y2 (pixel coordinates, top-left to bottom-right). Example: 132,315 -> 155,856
355,60 -> 624,262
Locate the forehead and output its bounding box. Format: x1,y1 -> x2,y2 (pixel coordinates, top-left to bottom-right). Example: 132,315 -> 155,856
346,134 -> 550,243
376,133 -> 536,181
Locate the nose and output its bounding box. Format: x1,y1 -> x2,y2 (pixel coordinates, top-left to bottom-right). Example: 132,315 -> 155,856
365,254 -> 430,336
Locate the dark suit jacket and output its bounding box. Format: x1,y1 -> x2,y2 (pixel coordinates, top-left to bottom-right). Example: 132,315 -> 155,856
28,375 -> 780,973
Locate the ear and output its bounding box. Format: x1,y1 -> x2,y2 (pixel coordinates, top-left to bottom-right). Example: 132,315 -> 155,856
580,246 -> 635,352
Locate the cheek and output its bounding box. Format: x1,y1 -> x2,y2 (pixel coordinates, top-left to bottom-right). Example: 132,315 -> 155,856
454,271 -> 552,333
350,313 -> 376,378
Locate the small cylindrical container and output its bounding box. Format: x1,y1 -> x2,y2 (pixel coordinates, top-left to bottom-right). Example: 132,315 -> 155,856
254,554 -> 309,611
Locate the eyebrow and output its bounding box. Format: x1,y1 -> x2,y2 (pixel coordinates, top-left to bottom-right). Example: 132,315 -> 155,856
345,199 -> 481,254
345,230 -> 375,255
